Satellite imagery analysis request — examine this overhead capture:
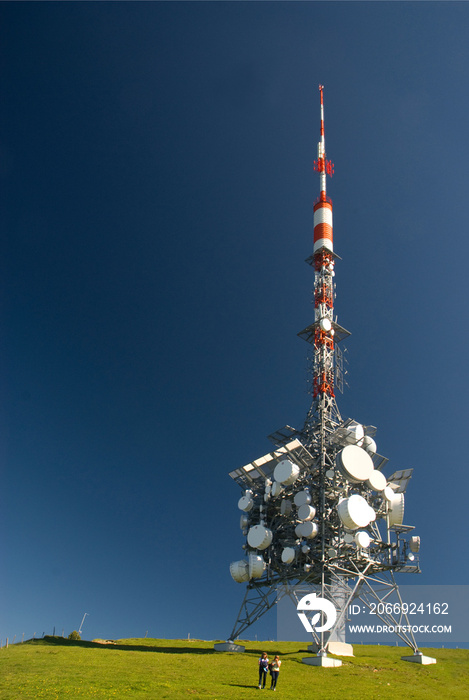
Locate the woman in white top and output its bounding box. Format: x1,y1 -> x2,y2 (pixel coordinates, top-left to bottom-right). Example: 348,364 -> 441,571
270,655 -> 281,690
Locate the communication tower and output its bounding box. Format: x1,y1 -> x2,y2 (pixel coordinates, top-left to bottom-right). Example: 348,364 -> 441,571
216,87 -> 435,666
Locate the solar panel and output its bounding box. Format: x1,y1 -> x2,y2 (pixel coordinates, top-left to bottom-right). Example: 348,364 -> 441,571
387,468 -> 413,493
229,439 -> 315,487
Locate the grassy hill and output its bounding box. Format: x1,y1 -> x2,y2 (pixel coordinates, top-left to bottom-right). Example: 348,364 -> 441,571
0,637 -> 467,699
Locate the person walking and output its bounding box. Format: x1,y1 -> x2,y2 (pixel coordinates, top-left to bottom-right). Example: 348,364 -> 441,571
258,652 -> 269,689
270,655 -> 281,691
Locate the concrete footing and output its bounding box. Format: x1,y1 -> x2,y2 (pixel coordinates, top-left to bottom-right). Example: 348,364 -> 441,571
213,641 -> 245,652
302,655 -> 343,667
308,641 -> 354,657
401,652 -> 436,665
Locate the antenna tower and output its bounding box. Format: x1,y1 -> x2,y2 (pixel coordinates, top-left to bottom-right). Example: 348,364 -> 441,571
216,86 -> 433,666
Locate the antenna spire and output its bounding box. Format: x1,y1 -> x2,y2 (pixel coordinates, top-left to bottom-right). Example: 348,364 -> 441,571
313,85 -> 334,256
314,84 -> 334,201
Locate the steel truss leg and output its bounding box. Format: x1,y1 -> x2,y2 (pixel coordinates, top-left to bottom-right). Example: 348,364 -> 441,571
227,572 -> 419,655
227,578 -> 348,648
228,582 -> 279,642
227,580 -> 315,642
352,571 -> 419,652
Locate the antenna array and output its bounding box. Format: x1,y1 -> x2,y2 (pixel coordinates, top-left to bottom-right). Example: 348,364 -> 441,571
218,87 -> 432,665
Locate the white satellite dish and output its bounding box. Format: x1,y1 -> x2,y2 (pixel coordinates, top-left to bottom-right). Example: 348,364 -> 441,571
409,535 -> 420,553
281,547 -> 296,564
383,485 -> 395,501
247,525 -> 273,550
239,514 -> 249,529
336,444 -> 374,483
366,469 -> 386,492
295,521 -> 319,539
294,490 -> 312,507
271,481 -> 284,497
355,531 -> 371,548
338,494 -> 373,529
248,553 -> 265,579
238,495 -> 254,512
343,422 -> 364,446
298,504 -> 316,521
274,459 -> 300,485
362,435 -> 377,454
319,317 -> 332,332
230,560 -> 249,583
388,493 -> 405,526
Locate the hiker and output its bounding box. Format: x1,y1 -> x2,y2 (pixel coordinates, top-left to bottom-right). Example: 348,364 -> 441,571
270,655 -> 281,691
258,652 -> 269,689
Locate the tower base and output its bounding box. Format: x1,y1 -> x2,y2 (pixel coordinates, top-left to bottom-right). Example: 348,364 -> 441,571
308,641 -> 354,657
213,641 -> 245,653
401,652 -> 436,665
302,655 -> 343,667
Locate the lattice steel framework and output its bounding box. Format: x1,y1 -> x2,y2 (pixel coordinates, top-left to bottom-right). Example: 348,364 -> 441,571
223,86 -> 422,658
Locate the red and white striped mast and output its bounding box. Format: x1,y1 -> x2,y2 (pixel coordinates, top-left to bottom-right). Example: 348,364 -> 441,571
300,84 -> 348,437
313,84 -> 335,409
314,84 -> 334,253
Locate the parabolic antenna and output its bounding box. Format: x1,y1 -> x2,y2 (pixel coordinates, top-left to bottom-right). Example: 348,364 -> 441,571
238,495 -> 253,512
239,514 -> 249,529
320,317 -> 332,332
362,435 -> 377,454
247,525 -> 273,550
388,492 -> 405,526
336,445 -> 374,483
368,505 -> 377,522
248,553 -> 265,579
281,547 -> 296,563
230,560 -> 249,583
271,481 -> 284,497
384,485 -> 395,501
343,422 -> 365,446
355,531 -> 371,548
338,494 -> 373,529
295,521 -> 319,539
294,490 -> 312,507
366,469 -> 386,492
274,459 -> 300,485
298,504 -> 316,521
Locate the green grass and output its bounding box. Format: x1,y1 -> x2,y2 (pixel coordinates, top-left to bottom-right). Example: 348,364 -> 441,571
0,637 -> 467,699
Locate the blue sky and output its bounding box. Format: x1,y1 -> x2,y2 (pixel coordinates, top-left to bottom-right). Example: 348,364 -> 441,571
1,1 -> 469,643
